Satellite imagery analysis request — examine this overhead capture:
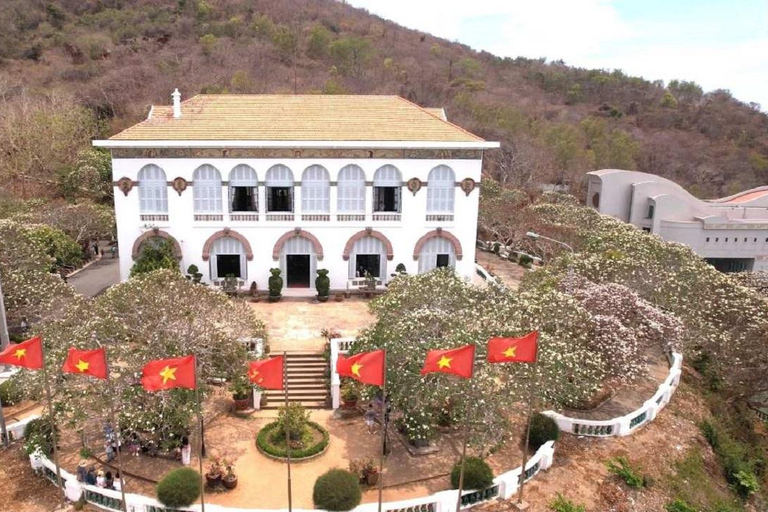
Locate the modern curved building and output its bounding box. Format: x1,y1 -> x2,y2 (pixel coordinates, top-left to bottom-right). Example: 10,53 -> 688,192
94,92 -> 498,292
586,170 -> 768,272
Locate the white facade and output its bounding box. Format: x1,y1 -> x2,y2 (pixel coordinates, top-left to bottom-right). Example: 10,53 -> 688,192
587,169 -> 768,272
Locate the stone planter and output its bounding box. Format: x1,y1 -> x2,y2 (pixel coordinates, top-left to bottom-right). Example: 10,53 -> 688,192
317,294 -> 329,303
268,294 -> 282,303
205,473 -> 222,487
233,397 -> 251,411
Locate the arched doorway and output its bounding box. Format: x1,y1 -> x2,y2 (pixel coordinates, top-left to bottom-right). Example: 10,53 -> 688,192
280,236 -> 317,288
209,237 -> 247,280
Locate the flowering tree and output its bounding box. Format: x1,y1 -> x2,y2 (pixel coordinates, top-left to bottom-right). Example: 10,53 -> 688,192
14,270 -> 268,449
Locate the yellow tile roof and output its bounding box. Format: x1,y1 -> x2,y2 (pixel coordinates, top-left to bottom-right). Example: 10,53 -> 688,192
110,95 -> 484,143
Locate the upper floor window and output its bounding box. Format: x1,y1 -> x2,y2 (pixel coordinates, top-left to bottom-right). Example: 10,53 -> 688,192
229,164 -> 258,212
373,165 -> 401,213
193,164 -> 222,213
337,165 -> 365,213
646,204 -> 655,219
301,165 -> 330,213
426,165 -> 455,213
266,164 -> 294,213
138,164 -> 168,213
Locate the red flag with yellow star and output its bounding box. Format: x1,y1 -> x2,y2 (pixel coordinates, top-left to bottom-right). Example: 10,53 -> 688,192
336,350 -> 385,386
62,347 -> 108,379
420,344 -> 475,379
487,331 -> 538,364
0,335 -> 43,369
141,355 -> 196,391
248,356 -> 284,390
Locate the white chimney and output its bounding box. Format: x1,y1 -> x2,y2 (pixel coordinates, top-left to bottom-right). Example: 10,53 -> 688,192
172,88 -> 181,119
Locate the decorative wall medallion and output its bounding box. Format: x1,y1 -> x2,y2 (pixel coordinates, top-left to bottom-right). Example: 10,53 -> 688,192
172,177 -> 188,196
117,177 -> 134,196
407,178 -> 422,196
460,178 -> 476,196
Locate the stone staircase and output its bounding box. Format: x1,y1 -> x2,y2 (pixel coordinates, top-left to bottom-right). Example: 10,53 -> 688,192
262,352 -> 329,409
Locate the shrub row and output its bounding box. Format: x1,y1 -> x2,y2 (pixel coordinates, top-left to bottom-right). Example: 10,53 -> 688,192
700,419 -> 762,499
256,421 -> 329,459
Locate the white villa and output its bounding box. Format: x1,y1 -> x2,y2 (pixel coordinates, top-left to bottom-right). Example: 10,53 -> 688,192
587,169 -> 768,272
94,92 -> 498,292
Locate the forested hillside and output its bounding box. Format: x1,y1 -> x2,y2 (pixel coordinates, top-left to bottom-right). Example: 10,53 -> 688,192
1,0 -> 767,200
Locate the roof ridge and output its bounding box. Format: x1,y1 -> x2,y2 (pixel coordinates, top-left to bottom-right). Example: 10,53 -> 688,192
393,96 -> 484,142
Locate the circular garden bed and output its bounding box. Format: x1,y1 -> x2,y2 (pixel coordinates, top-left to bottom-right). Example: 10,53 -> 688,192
256,421 -> 330,461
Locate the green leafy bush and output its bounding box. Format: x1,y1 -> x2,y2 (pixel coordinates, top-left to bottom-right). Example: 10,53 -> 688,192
268,268 -> 283,297
156,468 -> 201,508
256,421 -> 329,459
518,253 -> 533,267
550,493 -> 586,512
315,269 -> 330,298
130,239 -> 179,277
0,379 -> 24,406
25,224 -> 82,271
665,499 -> 696,512
528,413 -> 560,450
450,456 -> 493,490
23,417 -> 54,456
606,456 -> 646,489
700,418 -> 760,499
313,469 -> 361,511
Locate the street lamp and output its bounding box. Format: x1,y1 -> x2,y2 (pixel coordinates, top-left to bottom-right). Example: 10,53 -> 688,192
525,231 -> 575,253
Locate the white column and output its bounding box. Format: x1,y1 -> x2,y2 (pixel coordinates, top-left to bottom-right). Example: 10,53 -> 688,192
259,185 -> 267,221
330,183 -> 338,220
294,184 -> 302,220
365,184 -> 373,221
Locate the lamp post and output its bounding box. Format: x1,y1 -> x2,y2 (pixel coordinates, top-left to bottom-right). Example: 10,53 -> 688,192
525,231 -> 575,253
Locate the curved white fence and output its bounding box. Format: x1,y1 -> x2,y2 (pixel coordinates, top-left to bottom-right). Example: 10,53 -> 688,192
30,441 -> 555,512
542,352 -> 683,437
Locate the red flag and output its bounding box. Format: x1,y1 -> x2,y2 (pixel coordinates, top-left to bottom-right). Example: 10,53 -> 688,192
487,332 -> 539,364
337,350 -> 385,386
62,347 -> 108,379
420,344 -> 475,379
0,335 -> 43,369
248,356 -> 284,390
141,355 -> 196,391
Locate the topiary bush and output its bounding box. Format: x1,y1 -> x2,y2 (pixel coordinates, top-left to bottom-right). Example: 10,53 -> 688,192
528,413 -> 560,450
315,269 -> 330,299
0,379 -> 24,406
450,456 -> 493,490
269,268 -> 283,298
313,469 -> 361,511
156,467 -> 202,508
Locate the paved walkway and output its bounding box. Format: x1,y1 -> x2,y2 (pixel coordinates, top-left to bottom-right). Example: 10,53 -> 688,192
475,251 -> 527,290
66,245 -> 121,298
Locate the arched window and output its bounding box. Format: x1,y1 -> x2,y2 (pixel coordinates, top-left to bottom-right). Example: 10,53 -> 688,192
426,165 -> 455,213
229,164 -> 258,212
418,237 -> 456,273
349,236 -> 387,279
301,165 -> 330,213
280,235 -> 317,289
138,164 -> 168,213
266,164 -> 294,213
373,165 -> 402,213
193,164 -> 222,213
210,237 -> 247,280
337,165 -> 366,213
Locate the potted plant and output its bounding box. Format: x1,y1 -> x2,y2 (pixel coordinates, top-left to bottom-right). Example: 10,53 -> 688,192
344,282 -> 352,299
205,457 -> 223,487
315,269 -> 330,302
230,375 -> 253,411
249,281 -> 260,302
223,274 -> 238,295
349,457 -> 379,486
363,271 -> 376,298
341,380 -> 359,409
222,459 -> 238,490
268,268 -> 283,302
186,264 -> 203,284
335,292 -> 344,302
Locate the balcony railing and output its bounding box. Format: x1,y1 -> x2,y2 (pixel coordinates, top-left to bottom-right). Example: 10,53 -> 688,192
266,213 -> 294,221
230,213 -> 259,222
301,214 -> 330,221
140,214 -> 169,222
193,214 -> 223,221
426,214 -> 454,222
337,214 -> 366,221
373,213 -> 401,222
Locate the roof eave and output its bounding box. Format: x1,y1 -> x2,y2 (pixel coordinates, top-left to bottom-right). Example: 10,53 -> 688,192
93,139 -> 500,150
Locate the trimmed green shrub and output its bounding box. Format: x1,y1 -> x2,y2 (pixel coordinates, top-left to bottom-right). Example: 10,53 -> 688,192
156,468 -> 201,508
313,469 -> 361,511
528,413 -> 560,450
315,269 -> 330,298
268,268 -> 283,297
23,417 -> 54,456
256,421 -> 329,459
0,379 -> 24,406
665,499 -> 696,512
276,403 -> 310,441
450,456 -> 493,490
550,493 -> 586,512
518,253 -> 533,267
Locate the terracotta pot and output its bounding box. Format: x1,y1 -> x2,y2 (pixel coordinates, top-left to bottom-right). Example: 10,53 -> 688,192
365,470 -> 379,486
223,475 -> 238,490
317,295 -> 329,302
268,294 -> 282,303
206,473 -> 222,487
233,397 -> 251,411
341,398 -> 358,409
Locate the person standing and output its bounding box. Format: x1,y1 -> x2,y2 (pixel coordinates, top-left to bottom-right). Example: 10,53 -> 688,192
181,436 -> 191,466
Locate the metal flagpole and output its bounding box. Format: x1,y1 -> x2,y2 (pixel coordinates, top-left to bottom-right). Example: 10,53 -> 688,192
517,353 -> 539,505
41,346 -> 64,505
0,275 -> 10,447
377,351 -> 387,512
454,352 -> 476,512
194,357 -> 206,512
283,351 -> 293,512
104,356 -> 128,512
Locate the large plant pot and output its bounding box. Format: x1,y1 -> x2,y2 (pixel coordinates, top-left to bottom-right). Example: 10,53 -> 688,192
206,473 -> 222,487
317,294 -> 329,303
233,397 -> 251,411
341,398 -> 358,409
268,294 -> 282,303
365,470 -> 380,486
223,475 -> 238,490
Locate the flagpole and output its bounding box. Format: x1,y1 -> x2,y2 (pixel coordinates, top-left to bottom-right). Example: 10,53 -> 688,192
104,355 -> 128,512
377,350 -> 387,512
194,357 -> 206,512
454,349 -> 476,512
41,346 -> 64,506
0,274 -> 9,447
283,351 -> 293,512
517,353 -> 538,506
